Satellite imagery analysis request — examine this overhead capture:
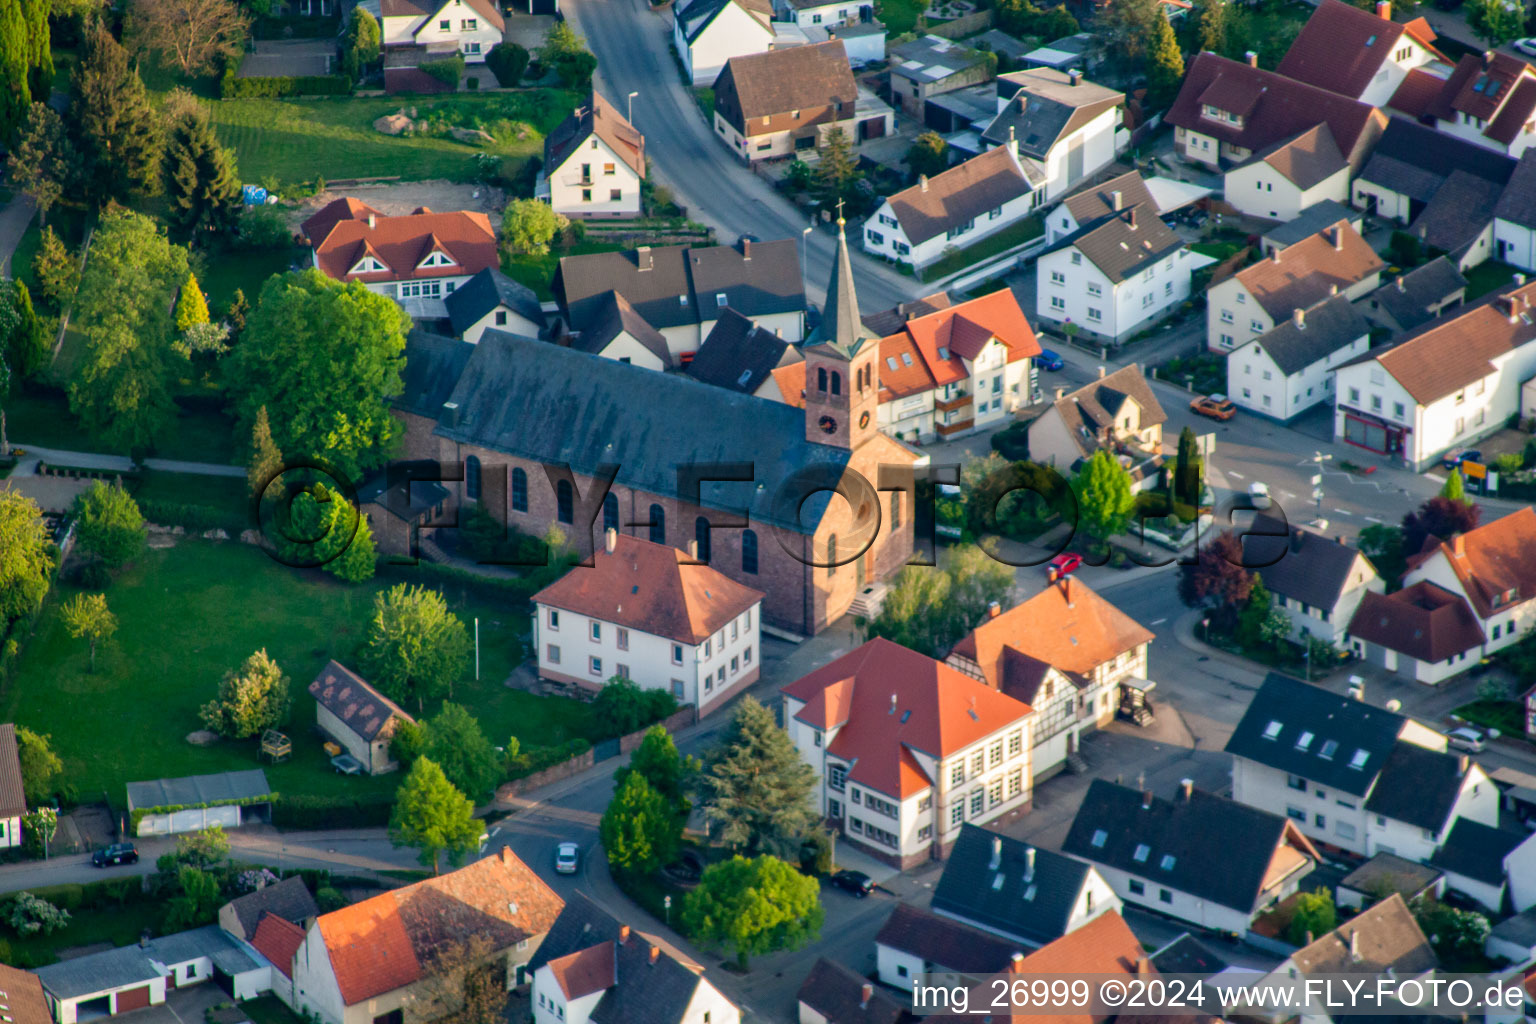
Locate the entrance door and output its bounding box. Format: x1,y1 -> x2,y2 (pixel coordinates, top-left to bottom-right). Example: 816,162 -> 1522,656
855,550 -> 867,587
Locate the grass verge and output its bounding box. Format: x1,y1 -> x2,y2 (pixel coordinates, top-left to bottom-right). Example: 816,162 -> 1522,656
918,216 -> 1043,282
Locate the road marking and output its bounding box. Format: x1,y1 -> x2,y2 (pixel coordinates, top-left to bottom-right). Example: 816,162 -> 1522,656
1150,618 -> 1167,625
1332,508 -> 1352,515
1227,471 -> 1245,480
1424,473 -> 1445,483
1279,490 -> 1295,499
1365,516 -> 1384,523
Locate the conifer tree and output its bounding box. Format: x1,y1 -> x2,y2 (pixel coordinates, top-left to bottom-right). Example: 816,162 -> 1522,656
698,697 -> 817,857
21,0 -> 50,101
175,272 -> 211,333
0,0 -> 31,146
247,405 -> 282,499
71,24 -> 162,205
163,102 -> 242,240
1146,13 -> 1186,109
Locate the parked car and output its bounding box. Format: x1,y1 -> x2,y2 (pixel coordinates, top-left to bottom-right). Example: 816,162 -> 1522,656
555,841 -> 581,875
1048,552 -> 1083,577
331,753 -> 364,775
1036,349 -> 1064,372
1190,394 -> 1236,421
1248,481 -> 1272,509
1447,727 -> 1486,753
92,843 -> 138,867
1441,448 -> 1483,469
1516,37 -> 1536,57
828,870 -> 875,897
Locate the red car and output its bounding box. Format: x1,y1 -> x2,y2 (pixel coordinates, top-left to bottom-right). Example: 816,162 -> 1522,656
1048,553 -> 1083,577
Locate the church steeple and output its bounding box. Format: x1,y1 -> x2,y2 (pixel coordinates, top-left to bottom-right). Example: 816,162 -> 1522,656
803,205 -> 880,450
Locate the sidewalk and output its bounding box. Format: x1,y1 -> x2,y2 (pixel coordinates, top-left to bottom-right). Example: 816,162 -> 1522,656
7,444 -> 245,478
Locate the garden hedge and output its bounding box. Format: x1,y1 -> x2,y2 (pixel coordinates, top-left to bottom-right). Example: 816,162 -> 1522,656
220,71 -> 353,98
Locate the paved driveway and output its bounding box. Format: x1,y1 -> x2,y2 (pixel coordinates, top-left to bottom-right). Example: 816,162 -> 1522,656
236,39 -> 336,78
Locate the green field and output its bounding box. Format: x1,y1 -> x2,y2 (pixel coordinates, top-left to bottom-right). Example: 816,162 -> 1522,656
207,90 -> 580,186
2,541 -> 593,810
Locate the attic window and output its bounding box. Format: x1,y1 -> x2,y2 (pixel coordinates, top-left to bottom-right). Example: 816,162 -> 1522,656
901,710 -> 912,723
1349,749 -> 1370,770
1295,730 -> 1315,751
887,357 -> 899,370
1263,720 -> 1283,740
992,873 -> 1005,890
938,346 -> 950,360
967,708 -> 979,721
679,295 -> 688,305
631,585 -> 639,594
1022,884 -> 1038,901
1132,843 -> 1150,862
1159,854 -> 1176,871
716,292 -> 729,307
737,370 -> 753,386
1365,33 -> 1376,45
1319,739 -> 1339,760
508,901 -> 519,914
1090,829 -> 1107,848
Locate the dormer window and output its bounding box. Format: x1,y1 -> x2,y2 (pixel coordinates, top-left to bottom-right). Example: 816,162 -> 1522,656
420,251 -> 455,269
351,256 -> 385,274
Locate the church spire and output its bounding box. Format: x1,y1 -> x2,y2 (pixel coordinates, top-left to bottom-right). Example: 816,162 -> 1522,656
808,201 -> 875,358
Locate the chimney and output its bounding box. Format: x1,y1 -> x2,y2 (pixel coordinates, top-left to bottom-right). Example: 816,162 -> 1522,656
1025,847 -> 1036,881
1054,386 -> 1066,400
1329,283 -> 1339,296
1349,930 -> 1360,963
1246,50 -> 1258,67
1069,68 -> 1081,86
1272,247 -> 1283,264
919,174 -> 929,193
1141,789 -> 1153,809
1291,528 -> 1303,553
1097,365 -> 1106,378
620,925 -> 631,944
988,600 -> 1001,618
1508,296 -> 1521,323
1111,189 -> 1123,211
891,693 -> 898,714
860,984 -> 873,1010
1460,753 -> 1470,773
648,946 -> 661,965
1011,952 -> 1025,972
605,527 -> 618,554
441,401 -> 461,428
1127,207 -> 1137,229
637,245 -> 653,271
1293,307 -> 1306,329
687,539 -> 699,559
1516,272 -> 1528,286
1017,93 -> 1028,113
1007,124 -> 1017,158
1332,226 -> 1344,251
1395,275 -> 1405,293
775,327 -> 783,337
1376,0 -> 1390,16
500,846 -> 514,865
366,213 -> 376,229
742,238 -> 752,260
1180,778 -> 1193,801
1136,957 -> 1153,977
1062,574 -> 1073,605
1453,533 -> 1466,556
990,836 -> 1003,870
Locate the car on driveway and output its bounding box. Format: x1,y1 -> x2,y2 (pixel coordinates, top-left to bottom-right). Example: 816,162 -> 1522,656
1441,449 -> 1483,469
1048,552 -> 1083,577
1447,727 -> 1486,753
92,843 -> 138,867
1036,349 -> 1064,371
331,753 -> 364,775
555,842 -> 580,875
1516,37 -> 1536,57
828,870 -> 874,897
1190,394 -> 1236,421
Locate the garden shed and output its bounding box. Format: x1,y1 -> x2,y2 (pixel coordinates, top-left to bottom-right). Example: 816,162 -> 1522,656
126,769 -> 275,836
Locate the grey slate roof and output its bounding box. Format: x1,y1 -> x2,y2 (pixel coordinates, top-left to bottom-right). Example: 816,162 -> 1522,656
1428,817 -> 1523,885
874,903 -> 1020,974
1247,294 -> 1368,376
686,308 -> 801,393
1489,905 -> 1536,947
399,329 -> 476,419
435,331 -> 860,532
1494,148 -> 1536,229
984,68 -> 1123,155
37,945 -> 165,999
1063,779 -> 1310,914
225,876 -> 321,937
797,958 -> 911,1024
806,224 -> 877,356
572,291 -> 672,367
0,724 -> 26,819
1409,169 -> 1506,259
526,892 -> 711,1024
1363,740 -> 1473,833
1367,257 -> 1467,332
1357,117 -> 1516,203
889,35 -> 987,83
1223,673 -> 1404,796
677,0 -> 765,42
126,769 -> 273,812
1150,934 -> 1229,978
445,268 -> 545,338
148,925 -> 261,975
1262,201 -> 1360,250
930,823 -> 1092,946
1239,515 -> 1370,611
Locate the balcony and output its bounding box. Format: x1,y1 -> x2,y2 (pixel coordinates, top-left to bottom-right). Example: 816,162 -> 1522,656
936,418 -> 975,437
933,391 -> 971,413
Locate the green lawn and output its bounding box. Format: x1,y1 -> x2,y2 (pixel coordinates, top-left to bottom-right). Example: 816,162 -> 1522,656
1452,698 -> 1527,739
0,899 -> 163,967
240,997 -> 307,1024
0,388 -> 238,464
207,90 -> 580,187
876,0 -> 929,35
919,216 -> 1043,282
3,540 -> 593,810
504,240 -> 626,301
196,246 -> 302,312
1465,260 -> 1518,301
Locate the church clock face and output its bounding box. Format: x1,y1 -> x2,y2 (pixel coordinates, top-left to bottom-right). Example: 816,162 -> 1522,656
858,410 -> 871,429
819,415 -> 838,435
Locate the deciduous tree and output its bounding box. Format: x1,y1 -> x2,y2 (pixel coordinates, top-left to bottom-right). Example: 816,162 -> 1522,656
1401,495 -> 1480,556
1071,448 -> 1136,543
389,757 -> 483,873
326,502 -> 376,583
500,198 -> 567,256
1358,523 -> 1406,591
698,697 -> 816,857
418,703 -> 499,800
600,771 -> 678,878
7,892 -> 68,936
1177,530 -> 1254,628
15,727 -> 61,803
229,270 -> 408,478
199,649 -> 291,739
129,0 -> 249,75
165,865 -> 222,929
1193,0 -> 1226,53
615,725 -> 697,824
72,479 -> 147,570
60,592 -> 117,672
1235,575 -> 1290,649
172,825 -> 230,868
485,41 -> 528,88
359,584 -> 472,712
10,103 -> 78,225
682,854 -> 823,970
0,491 -> 52,624
591,677 -> 678,738
71,24 -> 162,205
1468,0 -> 1523,45
342,7 -> 380,80
1287,888 -> 1337,945
905,130 -> 949,180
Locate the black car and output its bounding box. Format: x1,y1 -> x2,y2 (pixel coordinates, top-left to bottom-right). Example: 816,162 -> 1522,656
92,843 -> 138,867
828,869 -> 875,897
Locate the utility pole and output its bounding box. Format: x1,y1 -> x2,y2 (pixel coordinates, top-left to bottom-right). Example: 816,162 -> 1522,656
1309,451 -> 1333,517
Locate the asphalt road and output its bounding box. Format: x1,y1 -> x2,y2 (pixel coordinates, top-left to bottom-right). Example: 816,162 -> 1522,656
564,0 -> 918,313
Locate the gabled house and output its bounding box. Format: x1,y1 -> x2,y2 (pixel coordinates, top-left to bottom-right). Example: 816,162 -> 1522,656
562,291 -> 673,370
1429,817 -> 1536,912
1260,200 -> 1361,255
928,824 -> 1121,950
218,876 -> 319,943
444,267 -> 545,344
1226,294 -> 1370,420
553,239 -> 805,361
1402,505 -> 1536,655
774,0 -> 865,29
888,36 -> 993,117
379,0 -> 504,64
874,903 -> 1020,991
1224,674 -> 1498,861
673,0 -> 773,85
781,637 -> 1035,868
1225,124 -> 1351,224
0,724 -> 25,850
799,958 -> 913,1024
300,200 -> 498,316
1025,365 -> 1167,496
871,288 -> 1040,443
1348,581 -> 1488,683
1420,49 -> 1536,157
863,143 -> 1046,271
1238,516 -> 1382,645
1062,778 -> 1320,934
1333,278 -> 1536,469
948,575 -> 1154,778
685,308 -> 805,401
1494,148 -> 1536,271
713,41 -> 894,162
1335,852 -> 1443,911
1276,0 -> 1444,107
290,848 -> 564,1024
531,530 -> 764,714
308,661 -> 416,775
529,893 -> 738,1024
1036,171 -> 1206,342
1166,52 -> 1388,173
537,93 -> 645,219
982,68 -> 1125,200
1361,256 -> 1467,334
1207,219 -> 1382,353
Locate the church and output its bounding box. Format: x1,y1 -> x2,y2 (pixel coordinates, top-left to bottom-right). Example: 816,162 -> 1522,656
384,219 -> 921,636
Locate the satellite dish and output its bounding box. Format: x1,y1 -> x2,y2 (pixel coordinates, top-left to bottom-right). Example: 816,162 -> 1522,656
1385,699 -> 1402,712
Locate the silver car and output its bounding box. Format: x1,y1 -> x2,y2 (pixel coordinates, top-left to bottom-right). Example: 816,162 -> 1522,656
1447,727 -> 1486,753
555,842 -> 580,874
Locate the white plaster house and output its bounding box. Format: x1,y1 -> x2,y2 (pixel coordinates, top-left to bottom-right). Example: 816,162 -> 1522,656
1349,581 -> 1488,685
0,725 -> 25,851
982,68 -> 1126,201
1401,506 -> 1536,655
1063,779 -> 1320,935
781,638 -> 1035,869
380,0 -> 504,61
1429,818 -> 1536,913
1494,149 -> 1536,270
1226,295 -> 1370,420
774,0 -> 864,28
444,268 -> 546,344
1025,365 -> 1166,494
1036,171 -> 1208,342
532,531 -> 763,716
672,0 -> 773,85
874,903 -> 1022,990
1225,674 -> 1499,862
1275,0 -> 1444,108
1224,125 -> 1351,223
1238,517 -> 1383,646
1332,279 -> 1536,469
538,93 -> 645,219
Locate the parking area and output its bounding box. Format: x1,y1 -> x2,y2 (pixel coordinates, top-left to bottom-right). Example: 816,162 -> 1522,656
235,39 -> 336,78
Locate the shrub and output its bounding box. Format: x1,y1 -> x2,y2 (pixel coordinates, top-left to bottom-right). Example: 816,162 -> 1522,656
138,500 -> 242,533
220,72 -> 352,98
420,56 -> 465,89
272,795 -> 394,829
237,205 -> 293,250
989,421 -> 1031,462
485,42 -> 529,87
315,886 -> 347,912
1494,452 -> 1523,475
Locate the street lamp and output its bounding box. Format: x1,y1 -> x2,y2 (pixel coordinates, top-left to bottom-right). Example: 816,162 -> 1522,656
664,895 -> 672,926
627,91 -> 639,124
800,224 -> 814,288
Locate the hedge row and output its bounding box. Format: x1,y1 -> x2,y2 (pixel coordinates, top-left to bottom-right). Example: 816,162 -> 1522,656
139,499 -> 246,534
220,70 -> 353,98
20,877 -> 145,912
506,738 -> 592,781
272,793 -> 394,830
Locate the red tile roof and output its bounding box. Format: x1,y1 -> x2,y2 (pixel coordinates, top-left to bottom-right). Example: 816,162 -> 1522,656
309,206 -> 497,285
251,912 -> 306,980
0,963 -> 52,1024
1013,912 -> 1150,1024
1233,220 -> 1383,321
532,534 -> 764,646
301,197 -> 383,246
1370,280 -> 1536,404
876,289 -> 1040,404
318,847 -> 564,1006
547,941 -> 615,999
781,638 -> 1033,798
1347,581 -> 1485,663
0,725 -> 26,819
1278,0 -> 1445,100
1387,68 -> 1447,118
1423,506 -> 1536,618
